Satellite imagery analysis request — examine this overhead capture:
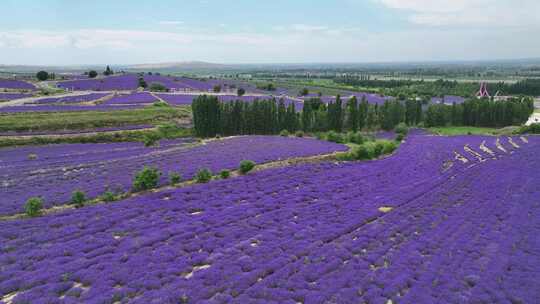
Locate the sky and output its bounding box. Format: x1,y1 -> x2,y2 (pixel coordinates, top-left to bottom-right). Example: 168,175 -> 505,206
1,0 -> 539,65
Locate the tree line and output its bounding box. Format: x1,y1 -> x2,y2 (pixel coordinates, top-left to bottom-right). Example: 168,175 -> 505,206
424,97 -> 533,127
192,95 -> 534,137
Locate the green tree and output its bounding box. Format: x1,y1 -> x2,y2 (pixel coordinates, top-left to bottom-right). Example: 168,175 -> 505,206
36,71 -> 49,81
104,65 -> 114,76
346,96 -> 359,132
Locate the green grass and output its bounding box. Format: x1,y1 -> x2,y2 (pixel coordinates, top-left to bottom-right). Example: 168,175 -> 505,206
428,126 -> 518,136
0,106 -> 191,132
0,127 -> 192,148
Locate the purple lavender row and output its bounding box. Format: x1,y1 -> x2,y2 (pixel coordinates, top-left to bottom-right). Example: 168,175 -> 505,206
103,92 -> 158,105
0,136 -> 347,215
0,104 -> 144,113
30,93 -> 110,104
0,125 -> 154,137
0,135 -> 535,303
57,75 -> 217,92
0,93 -> 33,101
0,79 -> 36,90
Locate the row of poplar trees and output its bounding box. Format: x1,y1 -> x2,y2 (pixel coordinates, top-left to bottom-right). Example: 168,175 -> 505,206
192,95 -> 534,137
424,97 -> 533,127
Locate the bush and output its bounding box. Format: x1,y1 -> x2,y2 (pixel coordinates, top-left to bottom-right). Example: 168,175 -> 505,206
133,166 -> 161,191
158,123 -> 181,138
295,130 -> 304,137
346,132 -> 365,145
237,88 -> 246,96
88,70 -> 98,78
279,130 -> 290,137
169,172 -> 182,185
152,101 -> 169,107
396,133 -> 405,142
373,141 -> 385,157
219,170 -> 231,179
519,123 -> 540,134
380,140 -> 398,155
101,191 -> 117,202
394,123 -> 409,135
70,190 -> 87,208
149,82 -> 168,92
25,197 -> 43,217
326,131 -> 343,143
239,160 -> 256,174
351,143 -> 375,160
195,168 -> 212,183
143,133 -> 161,147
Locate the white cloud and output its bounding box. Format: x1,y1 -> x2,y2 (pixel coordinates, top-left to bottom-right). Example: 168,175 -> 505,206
0,26 -> 539,65
375,0 -> 540,27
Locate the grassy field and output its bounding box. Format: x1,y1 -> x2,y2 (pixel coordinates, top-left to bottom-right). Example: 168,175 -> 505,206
0,126 -> 192,148
428,126 -> 519,136
0,106 -> 191,132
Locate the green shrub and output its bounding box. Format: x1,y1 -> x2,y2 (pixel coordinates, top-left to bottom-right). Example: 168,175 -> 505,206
133,166 -> 161,191
25,197 -> 43,217
149,82 -> 168,92
373,141 -> 385,158
70,190 -> 87,208
346,132 -> 365,145
380,140 -> 398,155
351,143 -> 375,160
169,172 -> 182,185
394,123 -> 409,135
219,170 -> 231,179
152,101 -> 169,107
396,133 -> 405,142
326,131 -> 343,143
295,130 -> 304,137
239,160 -> 256,174
519,123 -> 540,134
279,129 -> 289,137
143,133 -> 161,147
195,168 -> 212,183
336,152 -> 354,161
101,191 -> 117,202
157,123 -> 180,137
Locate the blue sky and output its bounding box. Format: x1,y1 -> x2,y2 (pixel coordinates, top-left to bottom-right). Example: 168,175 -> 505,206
1,0 -> 539,65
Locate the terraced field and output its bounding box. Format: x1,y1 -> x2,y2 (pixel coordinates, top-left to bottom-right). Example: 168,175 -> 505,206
1,134 -> 538,303
0,136 -> 347,216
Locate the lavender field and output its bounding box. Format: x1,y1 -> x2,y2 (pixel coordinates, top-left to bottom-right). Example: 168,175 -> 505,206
0,136 -> 347,216
0,133 -> 538,304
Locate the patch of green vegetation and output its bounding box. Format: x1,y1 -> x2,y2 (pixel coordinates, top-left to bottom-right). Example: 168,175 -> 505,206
0,128 -> 192,148
0,106 -> 190,132
428,126 -> 518,136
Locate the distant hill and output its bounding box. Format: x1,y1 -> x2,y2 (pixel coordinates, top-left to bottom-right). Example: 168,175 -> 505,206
126,61 -> 233,71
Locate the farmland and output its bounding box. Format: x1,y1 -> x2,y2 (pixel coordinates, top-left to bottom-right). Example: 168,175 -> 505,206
1,132 -> 538,303
1,66 -> 540,304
